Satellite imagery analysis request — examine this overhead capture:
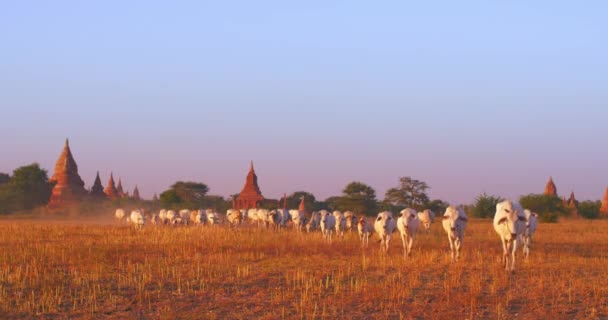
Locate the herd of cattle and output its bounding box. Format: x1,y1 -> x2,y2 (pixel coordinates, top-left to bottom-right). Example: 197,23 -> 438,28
114,199 -> 538,272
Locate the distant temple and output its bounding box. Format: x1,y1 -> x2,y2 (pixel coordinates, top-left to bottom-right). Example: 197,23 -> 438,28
235,161 -> 264,210
567,191 -> 579,217
298,196 -> 307,214
544,177 -> 558,197
600,187 -> 608,217
116,178 -> 126,198
89,171 -> 106,198
132,185 -> 141,200
104,173 -> 119,199
48,139 -> 87,208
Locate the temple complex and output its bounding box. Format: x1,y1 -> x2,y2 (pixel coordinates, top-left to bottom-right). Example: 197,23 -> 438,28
235,161 -> 264,210
104,173 -> 119,199
89,171 -> 106,198
544,177 -> 558,197
48,139 -> 87,208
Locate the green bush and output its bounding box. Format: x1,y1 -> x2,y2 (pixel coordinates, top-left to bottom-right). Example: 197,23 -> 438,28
578,201 -> 601,219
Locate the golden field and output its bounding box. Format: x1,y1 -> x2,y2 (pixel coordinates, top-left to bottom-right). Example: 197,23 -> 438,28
0,217 -> 607,319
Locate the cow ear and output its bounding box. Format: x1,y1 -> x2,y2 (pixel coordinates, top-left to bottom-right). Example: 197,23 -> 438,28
498,217 -> 507,224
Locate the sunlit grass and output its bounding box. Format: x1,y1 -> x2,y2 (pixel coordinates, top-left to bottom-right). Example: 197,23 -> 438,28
0,218 -> 606,318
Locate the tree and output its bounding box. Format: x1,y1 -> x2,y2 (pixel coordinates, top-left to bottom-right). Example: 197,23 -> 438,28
0,164 -> 53,213
159,189 -> 182,209
471,193 -> 503,218
0,173 -> 9,184
425,199 -> 450,215
384,177 -> 430,211
519,194 -> 566,222
170,182 -> 209,203
575,201 -> 600,219
335,181 -> 377,216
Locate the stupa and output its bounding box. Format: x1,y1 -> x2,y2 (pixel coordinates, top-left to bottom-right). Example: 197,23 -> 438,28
116,178 -> 125,198
89,171 -> 106,198
132,185 -> 141,200
235,161 -> 264,209
544,177 -> 557,197
48,139 -> 87,208
104,173 -> 119,199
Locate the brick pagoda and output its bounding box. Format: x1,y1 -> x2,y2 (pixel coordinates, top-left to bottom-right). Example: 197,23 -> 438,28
104,173 -> 119,199
48,139 -> 87,208
235,161 -> 264,210
89,171 -> 106,198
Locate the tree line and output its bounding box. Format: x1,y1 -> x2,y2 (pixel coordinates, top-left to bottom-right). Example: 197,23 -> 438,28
0,163 -> 603,221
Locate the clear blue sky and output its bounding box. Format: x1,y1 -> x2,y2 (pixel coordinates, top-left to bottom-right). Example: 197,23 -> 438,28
1,1 -> 607,204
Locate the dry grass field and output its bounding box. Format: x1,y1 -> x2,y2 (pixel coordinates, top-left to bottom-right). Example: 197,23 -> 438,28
0,217 -> 607,319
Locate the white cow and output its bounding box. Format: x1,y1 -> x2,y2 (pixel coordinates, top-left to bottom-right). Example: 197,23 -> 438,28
151,213 -> 159,225
521,209 -> 538,259
357,217 -> 373,248
319,210 -> 336,240
179,209 -> 191,225
397,208 -> 420,259
115,208 -> 126,223
374,211 -> 397,254
344,211 -> 356,232
306,211 -> 322,233
417,209 -> 435,232
267,210 -> 283,230
130,210 -> 145,230
289,209 -> 306,232
494,200 -> 526,272
206,210 -> 219,225
158,209 -> 168,224
226,209 -> 243,226
166,210 -> 177,225
276,209 -> 291,228
333,211 -> 346,238
247,208 -> 261,225
441,206 -> 468,262
193,209 -> 207,225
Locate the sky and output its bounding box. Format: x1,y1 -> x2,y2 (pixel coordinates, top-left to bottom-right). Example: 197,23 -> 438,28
1,1 -> 607,204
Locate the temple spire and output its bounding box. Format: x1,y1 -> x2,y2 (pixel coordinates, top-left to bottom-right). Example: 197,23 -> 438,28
544,177 -> 557,197
298,195 -> 307,214
105,172 -> 119,199
235,162 -> 264,209
90,171 -> 106,198
116,178 -> 125,198
48,138 -> 87,208
132,185 -> 141,200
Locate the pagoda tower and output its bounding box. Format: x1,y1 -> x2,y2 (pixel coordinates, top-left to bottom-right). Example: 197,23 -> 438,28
235,161 -> 264,210
600,187 -> 608,217
89,171 -> 106,198
298,195 -> 308,214
567,191 -> 579,217
544,177 -> 557,197
132,185 -> 141,200
116,178 -> 125,198
568,191 -> 578,208
48,139 -> 87,208
104,173 -> 119,199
